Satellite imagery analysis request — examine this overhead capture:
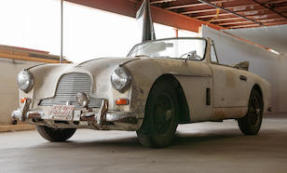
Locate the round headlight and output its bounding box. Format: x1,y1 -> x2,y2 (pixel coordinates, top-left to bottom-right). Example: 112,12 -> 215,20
17,70 -> 34,93
111,67 -> 132,92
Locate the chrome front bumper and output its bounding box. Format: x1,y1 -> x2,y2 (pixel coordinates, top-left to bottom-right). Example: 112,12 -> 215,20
11,98 -> 139,130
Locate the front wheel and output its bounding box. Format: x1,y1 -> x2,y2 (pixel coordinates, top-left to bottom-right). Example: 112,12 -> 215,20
36,126 -> 76,142
136,78 -> 179,148
238,89 -> 263,135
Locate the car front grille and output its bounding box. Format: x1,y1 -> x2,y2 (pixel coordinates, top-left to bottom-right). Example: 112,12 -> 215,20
40,73 -> 100,108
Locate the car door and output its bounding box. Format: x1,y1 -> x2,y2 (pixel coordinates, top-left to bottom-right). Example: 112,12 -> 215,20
210,64 -> 249,108
171,38 -> 217,122
209,43 -> 249,109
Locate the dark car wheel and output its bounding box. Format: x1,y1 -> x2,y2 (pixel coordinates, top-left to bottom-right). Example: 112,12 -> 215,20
238,89 -> 263,135
36,126 -> 76,142
136,78 -> 179,148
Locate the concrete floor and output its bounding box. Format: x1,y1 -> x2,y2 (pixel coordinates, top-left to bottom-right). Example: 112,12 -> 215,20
0,116 -> 286,173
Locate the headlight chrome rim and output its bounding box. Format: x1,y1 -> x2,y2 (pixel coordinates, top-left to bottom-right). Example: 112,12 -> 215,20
111,67 -> 132,92
17,70 -> 34,93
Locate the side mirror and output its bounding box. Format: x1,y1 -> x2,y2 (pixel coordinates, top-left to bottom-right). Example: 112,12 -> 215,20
184,50 -> 201,62
188,50 -> 197,60
234,61 -> 249,71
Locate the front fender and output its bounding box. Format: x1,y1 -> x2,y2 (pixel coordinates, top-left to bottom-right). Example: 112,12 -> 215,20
123,58 -> 211,120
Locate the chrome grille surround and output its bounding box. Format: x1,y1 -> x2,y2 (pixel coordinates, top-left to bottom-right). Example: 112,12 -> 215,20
40,73 -> 100,108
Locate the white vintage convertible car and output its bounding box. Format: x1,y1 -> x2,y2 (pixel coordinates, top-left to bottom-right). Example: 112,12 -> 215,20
12,37 -> 271,148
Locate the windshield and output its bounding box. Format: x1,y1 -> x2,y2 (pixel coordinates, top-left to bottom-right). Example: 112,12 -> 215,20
128,38 -> 206,61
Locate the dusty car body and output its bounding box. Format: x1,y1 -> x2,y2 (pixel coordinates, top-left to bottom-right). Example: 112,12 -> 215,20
12,37 -> 271,147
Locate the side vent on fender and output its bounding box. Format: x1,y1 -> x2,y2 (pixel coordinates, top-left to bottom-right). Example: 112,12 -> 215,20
206,88 -> 211,106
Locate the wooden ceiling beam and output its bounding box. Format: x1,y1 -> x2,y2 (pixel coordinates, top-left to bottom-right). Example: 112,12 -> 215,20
219,20 -> 252,26
64,0 -> 286,30
218,17 -> 285,26
197,0 -> 263,25
195,10 -> 278,19
64,0 -> 224,32
181,4 -> 263,15
227,20 -> 287,29
228,23 -> 261,29
212,14 -> 279,25
264,0 -> 287,5
182,5 -> 266,15
275,6 -> 287,12
211,17 -> 242,22
181,8 -> 217,14
250,0 -> 287,19
165,0 -> 236,10
150,0 -> 176,5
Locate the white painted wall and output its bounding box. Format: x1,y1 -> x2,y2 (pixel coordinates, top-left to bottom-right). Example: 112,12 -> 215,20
202,26 -> 287,113
0,58 -> 39,124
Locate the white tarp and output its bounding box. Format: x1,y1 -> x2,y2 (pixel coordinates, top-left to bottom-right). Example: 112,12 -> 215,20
226,24 -> 287,55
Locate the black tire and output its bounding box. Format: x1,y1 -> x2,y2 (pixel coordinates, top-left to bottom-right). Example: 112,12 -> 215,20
238,89 -> 263,135
36,126 -> 76,142
136,78 -> 179,148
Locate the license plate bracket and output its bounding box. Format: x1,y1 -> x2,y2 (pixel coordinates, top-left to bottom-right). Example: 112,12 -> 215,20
50,105 -> 74,121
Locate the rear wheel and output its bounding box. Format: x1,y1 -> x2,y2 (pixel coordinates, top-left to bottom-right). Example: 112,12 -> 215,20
136,78 -> 179,148
36,126 -> 76,142
238,89 -> 263,135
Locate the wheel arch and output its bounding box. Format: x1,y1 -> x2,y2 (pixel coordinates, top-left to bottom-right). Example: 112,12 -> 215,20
252,84 -> 264,109
148,74 -> 191,124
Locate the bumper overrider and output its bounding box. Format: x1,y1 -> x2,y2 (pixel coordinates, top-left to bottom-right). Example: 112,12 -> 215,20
11,98 -> 139,131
